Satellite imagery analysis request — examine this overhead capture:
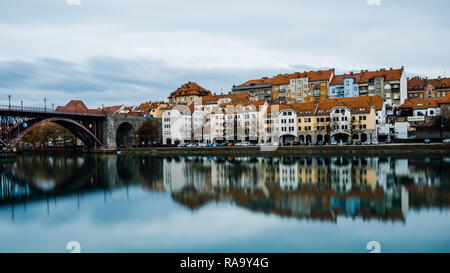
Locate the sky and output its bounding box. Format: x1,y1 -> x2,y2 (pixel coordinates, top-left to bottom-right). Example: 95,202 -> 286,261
0,0 -> 449,108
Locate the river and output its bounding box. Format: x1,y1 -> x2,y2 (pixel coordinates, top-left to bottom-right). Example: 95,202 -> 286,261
0,154 -> 449,252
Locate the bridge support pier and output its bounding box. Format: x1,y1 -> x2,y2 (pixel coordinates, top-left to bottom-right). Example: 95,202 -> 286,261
101,114 -> 161,149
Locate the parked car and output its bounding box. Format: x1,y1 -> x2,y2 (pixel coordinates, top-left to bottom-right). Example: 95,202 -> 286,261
187,143 -> 195,147
330,140 -> 338,145
354,140 -> 362,145
363,140 -> 371,145
371,140 -> 379,145
424,138 -> 431,144
316,141 -> 324,146
178,143 -> 187,147
226,143 -> 234,147
345,140 -> 353,145
443,138 -> 450,143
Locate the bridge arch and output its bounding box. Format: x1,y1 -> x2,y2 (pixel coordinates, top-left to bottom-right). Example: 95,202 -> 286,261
116,122 -> 135,148
8,117 -> 102,148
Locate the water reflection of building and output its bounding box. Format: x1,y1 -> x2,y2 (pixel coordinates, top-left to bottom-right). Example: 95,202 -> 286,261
1,155 -> 449,223
161,156 -> 450,223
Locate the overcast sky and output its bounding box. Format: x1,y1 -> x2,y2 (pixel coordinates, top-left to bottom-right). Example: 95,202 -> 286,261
1,0 -> 449,108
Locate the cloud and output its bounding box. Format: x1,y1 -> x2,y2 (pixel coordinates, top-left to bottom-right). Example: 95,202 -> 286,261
0,56 -> 318,108
0,0 -> 450,107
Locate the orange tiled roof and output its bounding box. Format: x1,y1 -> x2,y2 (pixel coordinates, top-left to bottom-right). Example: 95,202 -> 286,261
197,93 -> 252,105
408,76 -> 450,90
292,96 -> 383,116
55,100 -> 103,114
239,69 -> 335,87
400,97 -> 445,109
102,105 -> 123,114
217,100 -> 267,112
359,67 -> 403,83
330,73 -> 362,86
168,82 -> 212,98
440,92 -> 450,104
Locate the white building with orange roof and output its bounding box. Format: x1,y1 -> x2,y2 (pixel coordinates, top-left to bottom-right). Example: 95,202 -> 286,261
162,105 -> 193,145
210,101 -> 268,143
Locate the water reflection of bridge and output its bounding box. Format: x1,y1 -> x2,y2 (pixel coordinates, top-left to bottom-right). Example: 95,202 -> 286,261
1,155 -> 449,223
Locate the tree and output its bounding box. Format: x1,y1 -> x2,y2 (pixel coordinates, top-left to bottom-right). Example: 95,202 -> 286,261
136,119 -> 159,147
21,122 -> 78,149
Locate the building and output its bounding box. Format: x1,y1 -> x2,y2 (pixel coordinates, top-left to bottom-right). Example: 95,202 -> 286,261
211,100 -> 268,143
399,98 -> 441,117
231,82 -> 272,102
168,82 -> 211,106
135,101 -> 169,118
407,76 -> 450,99
294,96 -> 384,143
162,105 -> 193,145
329,72 -> 362,98
396,95 -> 450,140
358,67 -> 407,106
233,69 -> 335,104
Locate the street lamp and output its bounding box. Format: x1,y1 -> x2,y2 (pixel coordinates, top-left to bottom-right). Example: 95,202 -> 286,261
44,98 -> 47,111
8,95 -> 11,109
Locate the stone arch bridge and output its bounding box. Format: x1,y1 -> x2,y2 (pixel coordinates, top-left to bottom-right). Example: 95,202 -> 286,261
0,105 -> 161,149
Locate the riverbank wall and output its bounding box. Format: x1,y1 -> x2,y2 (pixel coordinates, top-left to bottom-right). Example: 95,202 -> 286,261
112,144 -> 450,157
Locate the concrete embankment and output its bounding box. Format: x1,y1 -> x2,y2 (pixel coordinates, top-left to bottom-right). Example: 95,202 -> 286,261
115,144 -> 450,157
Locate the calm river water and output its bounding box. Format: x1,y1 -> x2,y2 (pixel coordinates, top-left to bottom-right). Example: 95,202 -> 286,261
0,154 -> 449,252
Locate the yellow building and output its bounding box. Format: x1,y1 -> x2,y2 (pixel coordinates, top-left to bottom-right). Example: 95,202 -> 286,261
293,96 -> 384,143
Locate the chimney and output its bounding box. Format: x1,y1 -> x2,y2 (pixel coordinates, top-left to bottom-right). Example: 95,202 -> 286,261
438,76 -> 441,80
350,71 -> 354,75
390,67 -> 393,70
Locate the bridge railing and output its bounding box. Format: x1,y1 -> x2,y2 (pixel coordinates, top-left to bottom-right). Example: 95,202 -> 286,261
0,105 -> 106,117
0,104 -> 55,112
